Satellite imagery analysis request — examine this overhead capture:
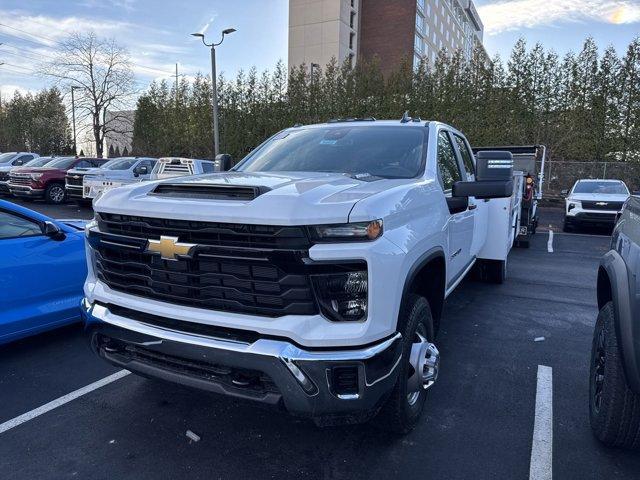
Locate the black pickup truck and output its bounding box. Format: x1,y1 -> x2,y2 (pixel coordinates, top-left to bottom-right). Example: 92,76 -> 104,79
590,194 -> 640,449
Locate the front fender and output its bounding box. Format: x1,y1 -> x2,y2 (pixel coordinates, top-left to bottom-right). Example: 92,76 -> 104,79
599,250 -> 640,393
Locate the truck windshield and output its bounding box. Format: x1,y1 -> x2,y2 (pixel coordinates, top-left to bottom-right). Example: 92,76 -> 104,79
25,157 -> 54,167
46,157 -> 77,169
102,158 -> 138,170
237,126 -> 427,179
0,153 -> 17,163
574,181 -> 628,195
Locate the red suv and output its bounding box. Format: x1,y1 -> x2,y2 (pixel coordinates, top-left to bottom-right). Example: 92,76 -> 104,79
9,157 -> 107,204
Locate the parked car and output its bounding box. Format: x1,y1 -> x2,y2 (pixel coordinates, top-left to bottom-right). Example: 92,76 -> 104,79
150,157 -> 218,180
9,156 -> 107,204
82,118 -> 525,432
0,199 -> 87,344
79,157 -> 158,202
562,179 -> 630,231
0,152 -> 40,195
590,194 -> 640,449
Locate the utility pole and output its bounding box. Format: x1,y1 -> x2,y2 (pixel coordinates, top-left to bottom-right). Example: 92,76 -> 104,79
191,28 -> 236,157
175,62 -> 179,109
71,86 -> 81,156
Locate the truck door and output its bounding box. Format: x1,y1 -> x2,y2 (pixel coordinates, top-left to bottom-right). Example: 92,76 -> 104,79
437,130 -> 475,286
452,133 -> 485,257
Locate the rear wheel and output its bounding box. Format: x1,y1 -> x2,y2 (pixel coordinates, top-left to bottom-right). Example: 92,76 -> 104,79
482,259 -> 507,284
589,302 -> 640,449
45,183 -> 66,204
377,294 -> 438,434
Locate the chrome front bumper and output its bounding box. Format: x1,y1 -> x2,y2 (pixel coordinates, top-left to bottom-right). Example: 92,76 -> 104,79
9,184 -> 44,196
82,299 -> 403,424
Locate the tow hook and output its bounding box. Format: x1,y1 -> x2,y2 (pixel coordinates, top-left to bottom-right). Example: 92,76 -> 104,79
408,335 -> 440,393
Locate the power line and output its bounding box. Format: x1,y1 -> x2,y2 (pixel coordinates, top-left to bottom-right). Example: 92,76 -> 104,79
1,62 -> 34,73
0,22 -> 59,45
0,46 -> 44,63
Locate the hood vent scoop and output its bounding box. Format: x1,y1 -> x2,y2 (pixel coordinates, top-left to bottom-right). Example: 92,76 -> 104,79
151,183 -> 270,200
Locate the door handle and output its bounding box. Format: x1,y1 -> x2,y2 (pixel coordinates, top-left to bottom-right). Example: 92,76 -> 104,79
468,204 -> 477,210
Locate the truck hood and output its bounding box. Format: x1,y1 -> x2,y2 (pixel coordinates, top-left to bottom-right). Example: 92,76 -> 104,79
86,170 -> 132,180
15,167 -> 65,174
95,171 -> 412,225
68,167 -> 103,175
569,193 -> 629,202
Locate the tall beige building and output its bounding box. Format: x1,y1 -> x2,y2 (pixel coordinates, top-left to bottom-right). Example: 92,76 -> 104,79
288,0 -> 487,76
288,0 -> 360,70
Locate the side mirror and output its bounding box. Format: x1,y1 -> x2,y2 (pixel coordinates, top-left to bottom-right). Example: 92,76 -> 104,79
454,151 -> 513,199
215,153 -> 233,172
453,180 -> 513,199
43,221 -> 65,240
560,189 -> 569,197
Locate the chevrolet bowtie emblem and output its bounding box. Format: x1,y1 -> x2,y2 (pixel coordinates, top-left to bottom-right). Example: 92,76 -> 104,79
146,235 -> 196,261
596,202 -> 608,206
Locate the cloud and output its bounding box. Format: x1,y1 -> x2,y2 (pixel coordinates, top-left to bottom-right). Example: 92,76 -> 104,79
0,84 -> 34,98
478,0 -> 640,35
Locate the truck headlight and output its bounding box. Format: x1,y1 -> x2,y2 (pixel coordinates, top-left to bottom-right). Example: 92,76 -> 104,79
568,201 -> 579,212
309,220 -> 382,242
312,270 -> 368,321
30,173 -> 43,180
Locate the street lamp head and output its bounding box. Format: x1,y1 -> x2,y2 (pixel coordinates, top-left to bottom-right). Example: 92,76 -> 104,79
191,32 -> 205,38
222,28 -> 236,35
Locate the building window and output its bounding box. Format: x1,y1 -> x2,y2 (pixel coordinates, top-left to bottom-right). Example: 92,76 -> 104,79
348,53 -> 355,67
416,13 -> 425,33
351,0 -> 355,7
414,53 -> 422,70
349,32 -> 355,50
414,34 -> 424,54
350,11 -> 356,28
417,0 -> 425,13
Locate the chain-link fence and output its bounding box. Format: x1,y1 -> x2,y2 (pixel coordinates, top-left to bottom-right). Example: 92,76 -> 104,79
536,160 -> 640,199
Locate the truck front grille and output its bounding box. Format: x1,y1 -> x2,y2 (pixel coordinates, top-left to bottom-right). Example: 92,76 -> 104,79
66,174 -> 85,186
582,201 -> 624,211
92,214 -> 318,317
9,175 -> 31,186
97,213 -> 312,250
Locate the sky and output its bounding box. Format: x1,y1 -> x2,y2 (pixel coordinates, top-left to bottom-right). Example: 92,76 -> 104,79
0,0 -> 639,100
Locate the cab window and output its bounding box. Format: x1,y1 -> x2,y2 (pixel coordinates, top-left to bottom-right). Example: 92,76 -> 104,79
453,134 -> 474,179
437,131 -> 462,192
0,210 -> 43,239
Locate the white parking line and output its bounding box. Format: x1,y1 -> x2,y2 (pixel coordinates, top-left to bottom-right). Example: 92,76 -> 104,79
0,370 -> 130,435
529,365 -> 553,480
547,229 -> 554,253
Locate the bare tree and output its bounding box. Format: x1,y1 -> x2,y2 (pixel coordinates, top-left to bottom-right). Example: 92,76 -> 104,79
43,31 -> 135,157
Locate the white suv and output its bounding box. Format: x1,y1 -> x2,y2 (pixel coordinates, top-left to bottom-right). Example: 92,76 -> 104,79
563,179 -> 630,231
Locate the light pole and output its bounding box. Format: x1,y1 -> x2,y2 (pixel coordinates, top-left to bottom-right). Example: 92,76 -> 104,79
191,27 -> 236,157
70,86 -> 81,156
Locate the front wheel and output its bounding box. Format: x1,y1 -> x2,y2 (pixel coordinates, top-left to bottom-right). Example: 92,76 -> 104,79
45,183 -> 66,204
376,294 -> 438,434
589,302 -> 640,449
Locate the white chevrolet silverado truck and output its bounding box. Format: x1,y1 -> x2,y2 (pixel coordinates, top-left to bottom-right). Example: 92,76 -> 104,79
82,118 -> 518,432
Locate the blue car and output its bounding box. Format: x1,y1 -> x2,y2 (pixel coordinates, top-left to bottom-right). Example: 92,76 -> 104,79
0,200 -> 87,344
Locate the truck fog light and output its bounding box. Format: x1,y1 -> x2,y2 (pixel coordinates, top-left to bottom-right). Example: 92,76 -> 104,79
568,203 -> 576,211
312,270 -> 368,322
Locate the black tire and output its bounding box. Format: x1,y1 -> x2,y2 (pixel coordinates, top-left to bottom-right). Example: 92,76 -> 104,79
376,294 -> 435,434
589,301 -> 640,450
483,259 -> 507,284
45,183 -> 66,204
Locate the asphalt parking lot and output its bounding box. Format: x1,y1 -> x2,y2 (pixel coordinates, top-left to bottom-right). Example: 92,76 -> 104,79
1,200 -> 639,479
